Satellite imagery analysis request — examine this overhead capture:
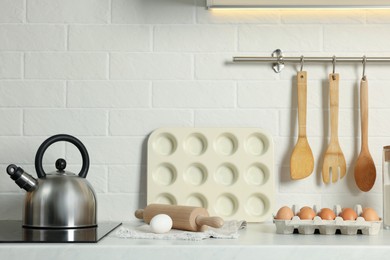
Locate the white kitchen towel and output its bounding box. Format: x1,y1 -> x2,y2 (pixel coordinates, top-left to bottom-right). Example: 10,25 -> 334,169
115,220 -> 247,241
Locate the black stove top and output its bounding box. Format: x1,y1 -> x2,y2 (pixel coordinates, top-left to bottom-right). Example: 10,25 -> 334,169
0,221 -> 122,243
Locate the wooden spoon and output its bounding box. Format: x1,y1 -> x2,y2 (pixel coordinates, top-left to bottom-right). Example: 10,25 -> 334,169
354,77 -> 376,192
290,71 -> 314,180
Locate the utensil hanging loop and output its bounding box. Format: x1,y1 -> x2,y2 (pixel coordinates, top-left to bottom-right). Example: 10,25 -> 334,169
300,55 -> 304,72
362,55 -> 367,81
332,56 -> 337,80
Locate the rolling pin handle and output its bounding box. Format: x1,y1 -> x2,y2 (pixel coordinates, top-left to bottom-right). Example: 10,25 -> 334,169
195,216 -> 224,230
135,209 -> 144,219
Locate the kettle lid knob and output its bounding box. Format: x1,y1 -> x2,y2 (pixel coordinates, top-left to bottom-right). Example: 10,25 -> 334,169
55,158 -> 67,172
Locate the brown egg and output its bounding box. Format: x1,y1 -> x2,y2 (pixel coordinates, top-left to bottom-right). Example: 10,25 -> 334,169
275,206 -> 294,220
361,208 -> 380,221
318,208 -> 336,220
297,206 -> 316,220
339,208 -> 358,220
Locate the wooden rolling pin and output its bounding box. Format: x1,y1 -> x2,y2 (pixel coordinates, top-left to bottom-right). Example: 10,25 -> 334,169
135,204 -> 224,232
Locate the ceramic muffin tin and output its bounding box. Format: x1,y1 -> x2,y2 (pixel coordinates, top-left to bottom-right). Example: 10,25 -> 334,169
147,127 -> 275,222
274,205 -> 382,235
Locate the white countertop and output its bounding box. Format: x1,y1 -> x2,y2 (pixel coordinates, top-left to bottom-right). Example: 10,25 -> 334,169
1,222 -> 390,260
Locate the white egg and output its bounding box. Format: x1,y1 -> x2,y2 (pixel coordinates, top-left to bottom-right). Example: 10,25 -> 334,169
149,214 -> 173,234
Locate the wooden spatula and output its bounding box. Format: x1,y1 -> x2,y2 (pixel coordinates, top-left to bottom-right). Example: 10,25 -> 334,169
322,73 -> 346,183
354,77 -> 376,192
290,71 -> 314,180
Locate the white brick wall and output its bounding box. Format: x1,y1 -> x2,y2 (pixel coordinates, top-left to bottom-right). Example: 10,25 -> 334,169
110,53 -> 193,79
238,25 -> 322,52
0,81 -> 65,107
27,0 -> 110,23
69,25 -> 151,51
109,109 -> 194,135
153,81 -> 236,108
24,109 -> 108,136
25,53 -> 108,79
1,0 -> 390,222
0,25 -> 66,51
0,53 -> 22,79
154,25 -> 237,51
324,26 -> 390,51
67,81 -> 151,108
111,0 -> 195,24
0,0 -> 24,23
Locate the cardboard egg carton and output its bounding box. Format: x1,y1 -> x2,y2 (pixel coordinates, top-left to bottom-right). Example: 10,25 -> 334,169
274,205 -> 382,235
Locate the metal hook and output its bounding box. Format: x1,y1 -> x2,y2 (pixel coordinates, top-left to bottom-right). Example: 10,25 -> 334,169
332,56 -> 336,80
362,55 -> 367,81
300,55 -> 304,72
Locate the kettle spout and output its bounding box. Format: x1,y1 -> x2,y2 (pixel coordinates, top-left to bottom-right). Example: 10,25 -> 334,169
6,164 -> 38,192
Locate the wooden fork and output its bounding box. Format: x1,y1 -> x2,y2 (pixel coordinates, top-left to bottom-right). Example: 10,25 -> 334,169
322,73 -> 347,183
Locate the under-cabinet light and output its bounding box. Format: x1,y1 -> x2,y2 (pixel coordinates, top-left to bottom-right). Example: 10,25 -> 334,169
206,0 -> 390,9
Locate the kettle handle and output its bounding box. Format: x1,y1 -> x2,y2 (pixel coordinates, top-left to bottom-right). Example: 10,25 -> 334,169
35,134 -> 89,178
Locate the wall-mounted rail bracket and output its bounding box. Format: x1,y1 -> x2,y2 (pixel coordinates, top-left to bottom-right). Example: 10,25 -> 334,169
272,49 -> 284,73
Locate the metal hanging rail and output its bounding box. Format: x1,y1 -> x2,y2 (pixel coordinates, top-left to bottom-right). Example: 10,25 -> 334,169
233,49 -> 390,73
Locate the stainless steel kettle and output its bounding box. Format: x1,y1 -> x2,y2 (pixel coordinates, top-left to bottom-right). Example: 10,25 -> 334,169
6,134 -> 97,229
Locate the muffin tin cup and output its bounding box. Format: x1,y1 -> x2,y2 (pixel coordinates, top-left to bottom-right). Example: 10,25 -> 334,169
147,128 -> 275,222
274,205 -> 382,235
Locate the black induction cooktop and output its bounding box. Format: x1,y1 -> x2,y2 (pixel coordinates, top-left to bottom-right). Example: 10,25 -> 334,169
0,221 -> 122,243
